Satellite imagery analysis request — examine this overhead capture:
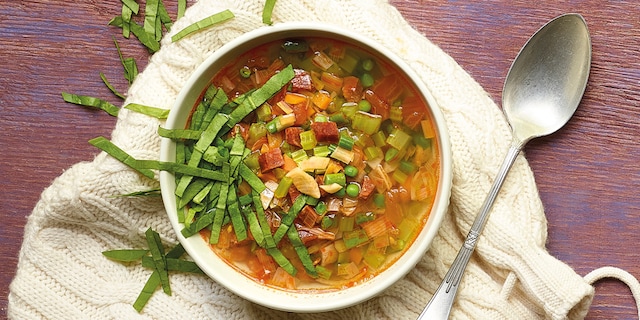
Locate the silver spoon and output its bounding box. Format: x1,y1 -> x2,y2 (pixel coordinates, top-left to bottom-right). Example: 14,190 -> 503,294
418,13 -> 592,319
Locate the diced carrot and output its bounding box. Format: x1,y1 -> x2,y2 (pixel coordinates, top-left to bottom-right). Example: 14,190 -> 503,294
325,160 -> 343,175
401,95 -> 426,130
311,90 -> 332,110
282,154 -> 298,172
291,102 -> 309,126
349,246 -> 364,265
267,131 -> 283,150
285,92 -> 308,105
371,74 -> 403,103
421,119 -> 436,139
321,72 -> 343,93
342,76 -> 363,102
255,248 -> 278,275
364,89 -> 390,121
362,216 -> 393,238
328,43 -> 346,60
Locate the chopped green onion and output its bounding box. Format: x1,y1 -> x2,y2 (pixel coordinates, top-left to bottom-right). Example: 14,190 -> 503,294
338,135 -> 354,150
324,172 -> 346,186
240,66 -> 251,78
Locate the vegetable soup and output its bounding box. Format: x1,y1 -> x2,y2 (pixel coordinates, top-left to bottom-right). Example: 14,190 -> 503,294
173,37 -> 440,291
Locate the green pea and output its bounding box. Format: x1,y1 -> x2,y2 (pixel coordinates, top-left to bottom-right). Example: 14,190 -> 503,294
358,99 -> 371,112
346,183 -> 360,197
344,165 -> 358,177
361,58 -> 375,71
360,73 -> 374,88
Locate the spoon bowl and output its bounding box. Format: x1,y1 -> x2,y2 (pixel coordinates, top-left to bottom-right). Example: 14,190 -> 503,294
418,13 -> 591,319
504,14 -> 592,143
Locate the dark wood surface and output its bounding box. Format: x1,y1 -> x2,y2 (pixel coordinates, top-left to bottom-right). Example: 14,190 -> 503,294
1,1 -> 639,319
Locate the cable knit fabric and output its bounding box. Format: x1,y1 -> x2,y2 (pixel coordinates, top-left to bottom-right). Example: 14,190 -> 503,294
9,0 -> 597,319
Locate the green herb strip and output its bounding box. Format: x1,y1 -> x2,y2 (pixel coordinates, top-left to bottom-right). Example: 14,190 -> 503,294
62,92 -> 120,117
171,9 -> 235,42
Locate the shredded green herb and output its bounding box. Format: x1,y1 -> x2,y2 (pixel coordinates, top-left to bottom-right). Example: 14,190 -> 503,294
100,72 -> 126,100
171,9 -> 235,42
124,103 -> 170,119
61,92 -> 120,117
262,0 -> 277,25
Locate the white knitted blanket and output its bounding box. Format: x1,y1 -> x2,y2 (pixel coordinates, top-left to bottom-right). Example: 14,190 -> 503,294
8,0 -> 600,319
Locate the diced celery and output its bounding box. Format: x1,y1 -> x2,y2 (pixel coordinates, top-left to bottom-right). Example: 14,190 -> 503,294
386,128 -> 412,150
352,111 -> 382,135
313,145 -> 331,157
364,146 -> 383,160
343,230 -> 369,249
321,215 -> 334,229
392,169 -> 409,184
248,122 -> 267,142
371,131 -> 386,147
300,130 -> 318,150
399,160 -> 417,174
389,105 -> 403,123
339,216 -> 355,232
274,176 -> 293,198
315,265 -> 333,280
290,149 -> 309,163
397,218 -> 418,242
256,103 -> 272,122
356,211 -> 376,224
330,146 -> 354,164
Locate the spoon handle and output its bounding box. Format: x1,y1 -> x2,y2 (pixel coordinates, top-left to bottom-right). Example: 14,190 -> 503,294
418,141 -> 524,320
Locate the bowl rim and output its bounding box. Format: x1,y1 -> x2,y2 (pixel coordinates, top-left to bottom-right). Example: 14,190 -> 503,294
159,21 -> 452,313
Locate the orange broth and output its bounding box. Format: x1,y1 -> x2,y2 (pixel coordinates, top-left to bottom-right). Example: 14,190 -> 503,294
187,37 -> 440,291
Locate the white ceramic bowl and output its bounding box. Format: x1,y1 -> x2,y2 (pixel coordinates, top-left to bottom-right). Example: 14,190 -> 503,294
159,22 -> 452,313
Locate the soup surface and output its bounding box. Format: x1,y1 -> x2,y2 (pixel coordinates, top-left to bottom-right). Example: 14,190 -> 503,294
174,36 -> 440,290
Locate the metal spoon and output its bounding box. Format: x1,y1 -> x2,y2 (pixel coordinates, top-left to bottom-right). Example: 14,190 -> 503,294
418,13 -> 592,319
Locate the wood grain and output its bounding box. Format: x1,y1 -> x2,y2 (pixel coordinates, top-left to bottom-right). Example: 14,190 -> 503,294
1,1 -> 639,319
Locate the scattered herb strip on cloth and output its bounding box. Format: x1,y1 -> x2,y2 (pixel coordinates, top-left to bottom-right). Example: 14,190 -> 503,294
169,37 -> 440,290
102,228 -> 203,312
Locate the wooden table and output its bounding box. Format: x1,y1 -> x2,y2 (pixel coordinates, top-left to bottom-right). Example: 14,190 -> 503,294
1,1 -> 638,319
